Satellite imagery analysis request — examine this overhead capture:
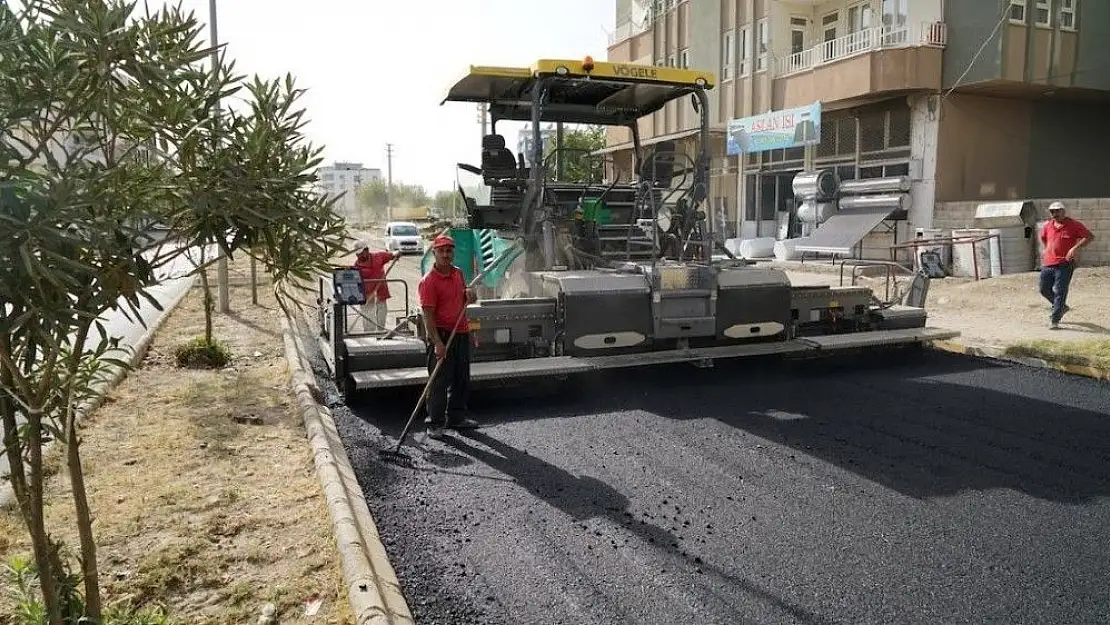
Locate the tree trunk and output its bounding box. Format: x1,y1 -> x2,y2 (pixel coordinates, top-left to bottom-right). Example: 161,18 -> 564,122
1,326 -> 62,624
64,324 -> 102,622
199,256 -> 215,345
67,429 -> 101,619
27,405 -> 63,625
0,328 -> 35,534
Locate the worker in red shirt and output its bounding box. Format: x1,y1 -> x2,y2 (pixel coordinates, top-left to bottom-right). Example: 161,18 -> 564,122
418,234 -> 478,438
1039,201 -> 1094,329
353,241 -> 401,332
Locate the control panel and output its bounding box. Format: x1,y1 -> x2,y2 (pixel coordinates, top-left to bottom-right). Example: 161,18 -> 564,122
332,268 -> 366,306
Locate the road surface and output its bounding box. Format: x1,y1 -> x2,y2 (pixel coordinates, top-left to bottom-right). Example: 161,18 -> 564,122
307,277 -> 1110,624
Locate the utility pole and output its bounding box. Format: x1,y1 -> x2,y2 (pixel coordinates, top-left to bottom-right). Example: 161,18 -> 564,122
477,103 -> 488,139
209,0 -> 229,313
385,143 -> 394,221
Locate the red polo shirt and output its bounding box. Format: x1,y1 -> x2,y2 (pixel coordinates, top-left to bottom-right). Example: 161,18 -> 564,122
355,252 -> 393,300
1040,218 -> 1092,267
418,264 -> 469,334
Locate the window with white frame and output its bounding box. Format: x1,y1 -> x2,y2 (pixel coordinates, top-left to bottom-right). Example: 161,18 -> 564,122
1035,0 -> 1050,26
1060,0 -> 1076,30
738,26 -> 750,75
756,19 -> 768,72
680,48 -> 689,68
847,1 -> 873,33
790,17 -> 807,55
722,30 -> 735,80
1008,0 -> 1027,23
881,0 -> 907,29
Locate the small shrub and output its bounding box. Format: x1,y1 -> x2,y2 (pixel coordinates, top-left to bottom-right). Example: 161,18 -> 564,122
173,337 -> 232,369
3,552 -> 172,624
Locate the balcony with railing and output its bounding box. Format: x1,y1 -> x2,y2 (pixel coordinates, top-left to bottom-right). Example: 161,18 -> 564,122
775,21 -> 946,76
771,21 -> 947,109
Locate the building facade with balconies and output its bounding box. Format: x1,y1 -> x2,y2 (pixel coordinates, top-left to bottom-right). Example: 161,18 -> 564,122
603,0 -> 1110,257
315,161 -> 382,222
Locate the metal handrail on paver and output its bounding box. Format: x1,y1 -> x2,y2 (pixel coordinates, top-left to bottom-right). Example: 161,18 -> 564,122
888,233 -> 1002,281
342,278 -> 411,336
837,258 -> 915,305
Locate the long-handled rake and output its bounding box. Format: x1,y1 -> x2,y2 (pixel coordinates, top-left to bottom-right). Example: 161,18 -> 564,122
381,240 -> 523,461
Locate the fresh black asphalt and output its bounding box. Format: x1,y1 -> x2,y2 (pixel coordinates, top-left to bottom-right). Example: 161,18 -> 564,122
307,332 -> 1110,625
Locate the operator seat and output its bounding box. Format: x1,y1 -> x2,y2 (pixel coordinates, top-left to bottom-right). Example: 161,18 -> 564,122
641,139 -> 676,188
481,134 -> 520,184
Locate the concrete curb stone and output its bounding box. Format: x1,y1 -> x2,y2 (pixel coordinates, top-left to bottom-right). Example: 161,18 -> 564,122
930,339 -> 1110,382
0,275 -> 197,509
278,309 -> 415,625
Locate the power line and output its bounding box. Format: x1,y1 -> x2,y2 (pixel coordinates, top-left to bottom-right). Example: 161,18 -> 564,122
943,0 -> 1016,101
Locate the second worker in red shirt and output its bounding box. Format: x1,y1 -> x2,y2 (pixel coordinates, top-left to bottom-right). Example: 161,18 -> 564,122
418,234 -> 479,439
1039,201 -> 1094,329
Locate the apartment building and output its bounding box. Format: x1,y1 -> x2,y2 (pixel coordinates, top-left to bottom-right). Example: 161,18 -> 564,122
603,0 -> 1110,258
315,161 -> 382,221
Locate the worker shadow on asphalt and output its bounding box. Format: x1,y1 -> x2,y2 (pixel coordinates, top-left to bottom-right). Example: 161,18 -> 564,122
443,429 -> 838,625
456,348 -> 1110,504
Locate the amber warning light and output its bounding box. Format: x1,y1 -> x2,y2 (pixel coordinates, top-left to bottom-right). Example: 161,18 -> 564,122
582,56 -> 595,72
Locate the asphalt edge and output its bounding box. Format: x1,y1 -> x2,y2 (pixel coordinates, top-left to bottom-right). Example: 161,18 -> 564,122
930,339 -> 1110,382
278,308 -> 415,625
0,275 -> 197,509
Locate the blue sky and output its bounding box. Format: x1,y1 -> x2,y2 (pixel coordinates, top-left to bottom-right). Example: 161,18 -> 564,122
168,0 -> 615,194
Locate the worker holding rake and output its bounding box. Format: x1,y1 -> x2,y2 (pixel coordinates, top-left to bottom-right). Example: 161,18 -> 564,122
418,234 -> 479,439
353,241 -> 401,333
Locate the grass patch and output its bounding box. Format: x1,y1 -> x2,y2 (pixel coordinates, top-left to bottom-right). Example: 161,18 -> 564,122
174,336 -> 232,369
1004,338 -> 1110,370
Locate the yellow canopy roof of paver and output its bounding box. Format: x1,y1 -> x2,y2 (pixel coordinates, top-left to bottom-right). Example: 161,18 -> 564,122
441,58 -> 716,126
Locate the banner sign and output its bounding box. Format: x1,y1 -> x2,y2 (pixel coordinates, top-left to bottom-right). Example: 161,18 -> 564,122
726,101 -> 822,155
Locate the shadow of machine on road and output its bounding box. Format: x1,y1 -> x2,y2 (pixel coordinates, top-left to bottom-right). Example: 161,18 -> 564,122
444,429 -> 841,625
346,345 -> 1110,506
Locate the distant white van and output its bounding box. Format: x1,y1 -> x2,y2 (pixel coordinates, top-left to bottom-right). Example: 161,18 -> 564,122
384,221 -> 424,255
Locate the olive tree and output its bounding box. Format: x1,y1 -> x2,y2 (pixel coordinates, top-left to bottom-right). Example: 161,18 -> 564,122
0,1 -> 345,622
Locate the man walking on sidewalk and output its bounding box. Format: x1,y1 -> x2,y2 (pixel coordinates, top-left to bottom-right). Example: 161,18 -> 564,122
418,234 -> 479,439
353,241 -> 401,333
1039,201 -> 1094,329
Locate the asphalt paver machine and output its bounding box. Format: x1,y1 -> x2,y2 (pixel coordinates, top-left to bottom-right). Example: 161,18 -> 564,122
317,58 -> 958,400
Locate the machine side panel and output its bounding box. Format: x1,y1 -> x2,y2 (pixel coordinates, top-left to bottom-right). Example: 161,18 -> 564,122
344,336 -> 427,372
714,267 -> 793,342
542,272 -> 654,357
467,298 -> 559,361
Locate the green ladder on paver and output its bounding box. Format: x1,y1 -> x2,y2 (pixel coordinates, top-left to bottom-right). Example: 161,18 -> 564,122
420,228 -> 520,289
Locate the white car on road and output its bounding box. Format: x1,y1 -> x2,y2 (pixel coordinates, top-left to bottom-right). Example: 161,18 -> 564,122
384,221 -> 425,255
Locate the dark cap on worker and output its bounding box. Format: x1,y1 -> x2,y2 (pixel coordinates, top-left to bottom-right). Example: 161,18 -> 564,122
432,234 -> 455,249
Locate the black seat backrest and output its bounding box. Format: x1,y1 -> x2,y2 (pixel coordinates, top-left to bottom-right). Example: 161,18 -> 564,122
641,140 -> 676,187
481,134 -> 518,178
